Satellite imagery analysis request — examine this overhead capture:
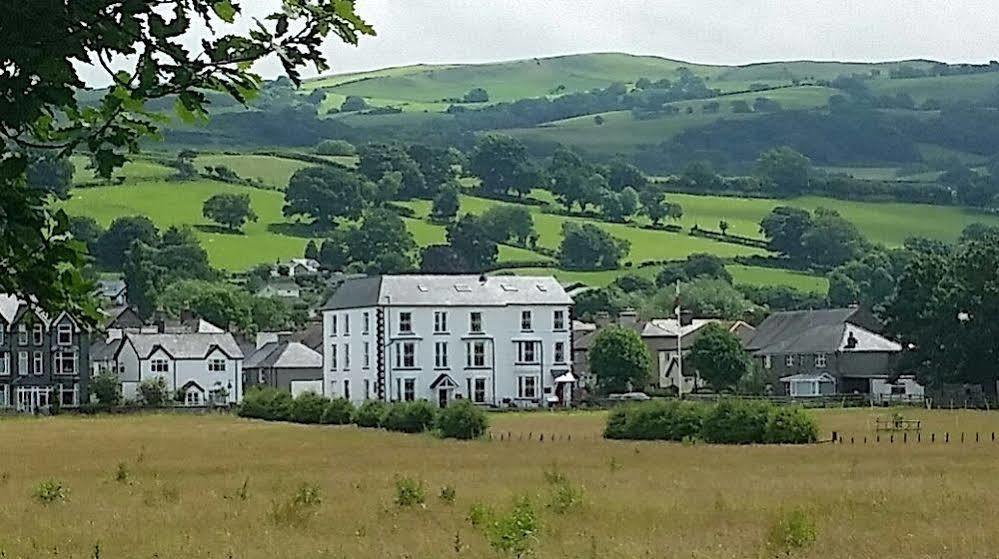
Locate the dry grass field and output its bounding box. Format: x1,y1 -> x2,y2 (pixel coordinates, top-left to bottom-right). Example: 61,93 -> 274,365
2,409 -> 999,558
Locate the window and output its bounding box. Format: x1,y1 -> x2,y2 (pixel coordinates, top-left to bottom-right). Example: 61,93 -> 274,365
398,312 -> 412,333
517,341 -> 538,364
473,378 -> 487,403
403,378 -> 416,401
362,312 -> 370,335
469,312 -> 483,333
33,352 -> 43,375
258,370 -> 266,384
208,359 -> 226,373
518,376 -> 538,399
0,385 -> 8,408
814,353 -> 827,368
18,325 -> 27,346
0,328 -> 4,345
396,342 -> 415,368
435,342 -> 449,368
554,342 -> 565,363
57,323 -> 72,346
330,344 -> 338,370
434,311 -> 448,333
343,314 -> 350,336
32,324 -> 43,345
330,314 -> 338,336
343,379 -> 351,400
467,341 -> 486,368
798,354 -> 808,366
364,379 -> 370,399
343,343 -> 350,369
18,352 -> 28,376
521,310 -> 533,331
54,351 -> 76,375
553,310 -> 566,331
185,390 -> 202,406
60,384 -> 77,406
152,359 -> 169,374
362,342 -> 370,368
0,353 -> 6,376
763,355 -> 773,369
785,354 -> 795,368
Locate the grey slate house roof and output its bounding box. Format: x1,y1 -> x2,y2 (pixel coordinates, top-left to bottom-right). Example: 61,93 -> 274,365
90,337 -> 123,362
245,341 -> 322,370
323,275 -> 572,309
746,308 -> 900,355
122,333 -> 244,360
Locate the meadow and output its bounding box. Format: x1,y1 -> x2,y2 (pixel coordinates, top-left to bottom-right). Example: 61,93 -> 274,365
3,409 -> 999,558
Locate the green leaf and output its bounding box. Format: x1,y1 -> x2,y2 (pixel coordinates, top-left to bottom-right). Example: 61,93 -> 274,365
212,1 -> 237,23
173,98 -> 196,124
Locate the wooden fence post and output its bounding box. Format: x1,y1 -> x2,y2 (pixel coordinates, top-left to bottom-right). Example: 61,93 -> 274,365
945,432 -> 950,443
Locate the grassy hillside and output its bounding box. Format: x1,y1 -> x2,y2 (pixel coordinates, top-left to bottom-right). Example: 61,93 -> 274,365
193,154 -> 314,189
869,72 -> 999,103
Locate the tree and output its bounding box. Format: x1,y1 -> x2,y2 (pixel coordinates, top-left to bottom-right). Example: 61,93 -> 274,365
319,208 -> 417,275
420,245 -> 468,273
1,0 -> 373,320
548,147 -> 592,211
646,278 -> 758,320
431,183 -> 461,221
605,159 -> 648,192
26,154 -> 74,199
341,96 -> 369,112
284,166 -> 372,228
753,97 -> 782,112
123,226 -> 216,318
304,240 -> 320,261
719,220 -> 730,235
688,323 -> 754,392
827,251 -> 895,309
158,279 -> 255,332
679,160 -> 723,191
468,135 -> 537,197
558,222 -> 630,271
202,193 -> 257,232
731,100 -> 752,113
315,140 -> 356,156
479,205 -> 536,246
639,186 -> 668,226
407,144 -> 459,193
589,327 -> 652,394
683,253 -> 732,283
760,206 -> 814,259
68,216 -> 104,255
95,216 -> 160,270
665,202 -> 684,223
138,377 -> 170,407
91,372 -> 122,407
463,88 -> 490,103
756,147 -> 811,195
357,143 -> 427,199
447,214 -> 498,271
800,208 -> 866,268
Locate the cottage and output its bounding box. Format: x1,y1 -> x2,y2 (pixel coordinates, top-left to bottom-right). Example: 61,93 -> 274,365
0,295 -> 91,411
321,275 -> 574,408
745,307 -> 924,401
256,279 -> 301,299
114,332 -> 244,405
244,336 -> 323,396
96,279 -> 127,307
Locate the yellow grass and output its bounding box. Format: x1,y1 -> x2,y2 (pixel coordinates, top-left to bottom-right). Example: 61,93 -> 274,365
2,410 -> 999,558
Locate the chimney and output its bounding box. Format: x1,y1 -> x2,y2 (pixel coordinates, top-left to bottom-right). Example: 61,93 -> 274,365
846,331 -> 858,349
277,332 -> 295,344
619,309 -> 639,327
595,311 -> 611,328
679,310 -> 694,327
180,309 -> 195,322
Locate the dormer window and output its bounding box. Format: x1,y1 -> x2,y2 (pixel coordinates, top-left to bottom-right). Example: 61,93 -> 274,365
57,324 -> 72,346
32,324 -> 43,345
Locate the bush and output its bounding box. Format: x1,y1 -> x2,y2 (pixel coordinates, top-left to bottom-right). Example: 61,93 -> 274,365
320,398 -> 355,425
290,392 -> 329,424
91,372 -> 121,407
33,479 -> 68,504
485,496 -> 539,558
315,139 -> 356,156
137,377 -> 169,407
353,400 -> 388,428
239,387 -> 294,421
764,406 -> 819,444
394,476 -> 426,507
382,400 -> 437,434
435,400 -> 488,439
269,482 -> 322,527
604,400 -> 704,441
700,400 -> 771,444
765,509 -> 817,554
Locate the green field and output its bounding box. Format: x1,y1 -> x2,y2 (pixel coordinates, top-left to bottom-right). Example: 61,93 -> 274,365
71,156 -> 174,183
869,71 -> 999,103
194,154 -> 314,189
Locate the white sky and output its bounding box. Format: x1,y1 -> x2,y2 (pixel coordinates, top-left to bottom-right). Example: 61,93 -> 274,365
78,0 -> 999,86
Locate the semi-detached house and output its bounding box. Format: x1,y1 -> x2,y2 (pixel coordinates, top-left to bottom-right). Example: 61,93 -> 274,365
321,275 -> 574,408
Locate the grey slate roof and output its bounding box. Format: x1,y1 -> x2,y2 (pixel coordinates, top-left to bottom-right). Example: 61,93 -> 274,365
245,341 -> 322,369
323,275 -> 572,310
90,337 -> 124,361
97,279 -> 126,298
124,332 -> 244,360
747,308 -> 898,355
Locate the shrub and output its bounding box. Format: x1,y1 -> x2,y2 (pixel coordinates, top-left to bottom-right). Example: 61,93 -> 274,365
545,474 -> 583,515
765,509 -> 817,554
239,387 -> 294,421
604,400 -> 704,441
700,399 -> 771,444
382,401 -> 437,434
394,477 -> 426,507
290,392 -> 329,424
137,377 -> 169,407
353,400 -> 388,428
320,398 -> 355,425
435,400 -> 488,439
485,496 -> 539,558
33,479 -> 68,504
91,372 -> 121,407
315,139 -> 356,156
269,482 -> 323,527
765,407 -> 819,444
468,503 -> 494,528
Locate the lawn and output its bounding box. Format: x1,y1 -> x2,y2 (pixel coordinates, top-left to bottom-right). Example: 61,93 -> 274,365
194,154 -> 315,189
3,411 -> 999,558
70,155 -> 174,183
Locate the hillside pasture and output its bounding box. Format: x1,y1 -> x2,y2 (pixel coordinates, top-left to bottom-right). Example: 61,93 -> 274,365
70,156 -> 174,183
501,264 -> 828,292
3,411 -> 999,558
193,154 -> 315,189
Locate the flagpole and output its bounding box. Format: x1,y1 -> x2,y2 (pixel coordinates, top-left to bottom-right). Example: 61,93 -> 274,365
676,279 -> 683,399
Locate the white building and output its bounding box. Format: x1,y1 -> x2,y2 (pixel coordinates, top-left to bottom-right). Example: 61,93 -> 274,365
113,332 -> 244,406
321,275 -> 574,408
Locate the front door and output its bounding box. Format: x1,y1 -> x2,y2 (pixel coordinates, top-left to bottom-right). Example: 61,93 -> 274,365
438,387 -> 450,408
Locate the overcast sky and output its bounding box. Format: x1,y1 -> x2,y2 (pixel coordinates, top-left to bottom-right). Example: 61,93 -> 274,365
79,0 -> 999,86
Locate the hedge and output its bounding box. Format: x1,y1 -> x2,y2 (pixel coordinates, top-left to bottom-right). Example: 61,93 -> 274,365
435,400 -> 489,440
321,398 -> 356,425
604,399 -> 818,444
353,400 -> 388,428
382,400 -> 438,433
239,387 -> 294,421
290,392 -> 329,424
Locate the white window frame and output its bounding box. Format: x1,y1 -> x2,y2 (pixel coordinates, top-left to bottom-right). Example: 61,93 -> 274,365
343,314 -> 350,336
473,378 -> 487,403
17,325 -> 28,346
398,312 -> 413,333
343,343 -> 350,370
0,328 -> 5,346
763,355 -> 773,369
521,310 -> 533,332
397,342 -> 416,368
330,344 -> 338,370
785,354 -> 795,368
362,341 -> 370,369
208,358 -> 226,373
57,323 -> 73,346
33,351 -> 43,375
343,379 -> 351,400
814,353 -> 827,368
467,341 -> 486,368
364,379 -> 371,399
553,310 -> 565,331
0,385 -> 8,408
54,350 -> 76,376
32,324 -> 44,346
517,341 -> 538,364
554,342 -> 565,363
403,378 -> 416,401
517,376 -> 539,399
18,351 -> 28,376
151,359 -> 169,374
434,311 -> 448,334
0,352 -> 8,376
362,312 -> 370,335
470,312 -> 483,333
435,341 -> 449,368
330,314 -> 338,336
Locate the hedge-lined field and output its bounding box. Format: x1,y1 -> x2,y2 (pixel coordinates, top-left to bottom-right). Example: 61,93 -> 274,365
3,410 -> 999,558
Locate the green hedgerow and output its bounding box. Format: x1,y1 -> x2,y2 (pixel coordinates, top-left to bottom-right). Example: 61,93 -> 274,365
435,399 -> 488,439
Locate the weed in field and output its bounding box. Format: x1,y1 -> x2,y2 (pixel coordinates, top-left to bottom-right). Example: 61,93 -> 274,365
468,503 -> 494,528
136,446 -> 146,464
0,471 -> 9,485
33,479 -> 68,504
394,477 -> 426,507
161,483 -> 180,503
269,483 -> 323,528
236,477 -> 249,501
546,477 -> 583,515
113,462 -> 130,484
608,456 -> 621,474
439,484 -> 456,505
542,464 -> 567,485
485,495 -> 539,558
765,508 -> 817,556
